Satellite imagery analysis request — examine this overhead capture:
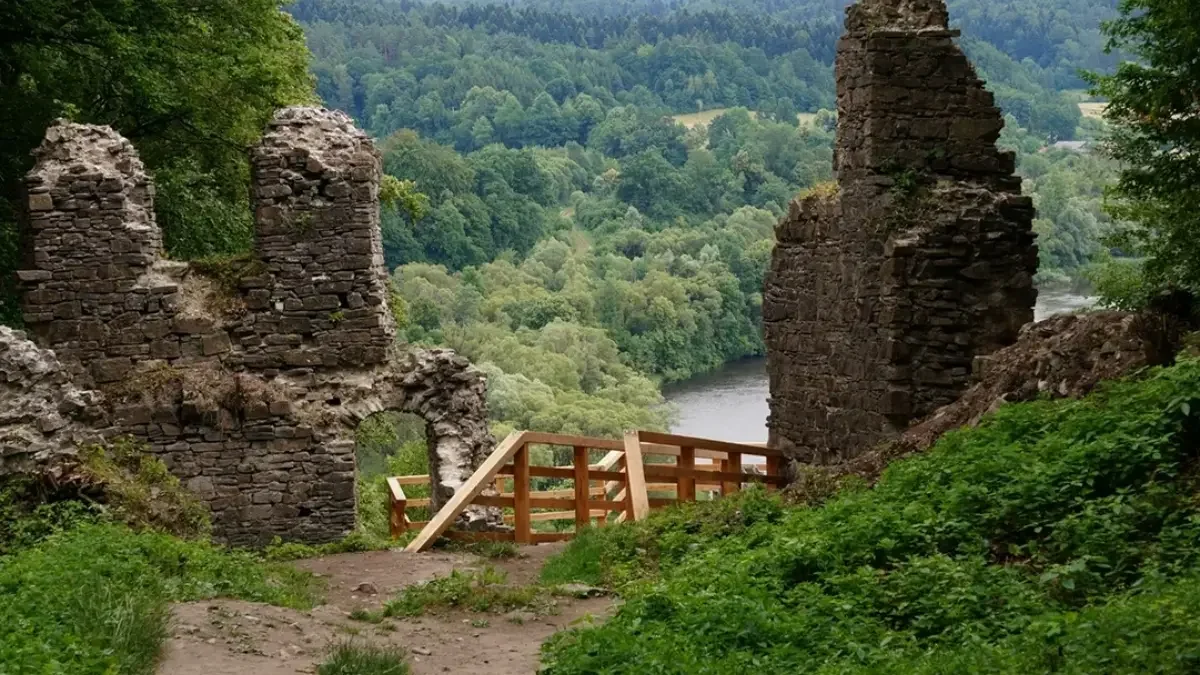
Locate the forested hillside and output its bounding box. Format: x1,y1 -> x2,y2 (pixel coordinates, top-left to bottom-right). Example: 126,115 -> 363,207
0,0 -> 1125,438
276,0 -> 1120,440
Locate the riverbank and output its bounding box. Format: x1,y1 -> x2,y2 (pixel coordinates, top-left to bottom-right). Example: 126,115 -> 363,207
665,291 -> 1098,440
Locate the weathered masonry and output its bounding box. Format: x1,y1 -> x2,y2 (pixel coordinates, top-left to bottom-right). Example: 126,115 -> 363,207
10,108 -> 495,546
763,0 -> 1039,464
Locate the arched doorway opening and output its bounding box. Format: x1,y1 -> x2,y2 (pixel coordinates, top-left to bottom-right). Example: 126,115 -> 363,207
355,411 -> 429,540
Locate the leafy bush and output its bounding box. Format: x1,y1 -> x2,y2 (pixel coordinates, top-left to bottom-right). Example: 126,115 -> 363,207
541,360 -> 1200,673
0,523 -> 322,675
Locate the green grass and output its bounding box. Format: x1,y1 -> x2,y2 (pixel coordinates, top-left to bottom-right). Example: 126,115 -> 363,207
318,641 -> 410,675
362,567 -> 550,619
0,523 -> 322,674
540,359 -> 1200,673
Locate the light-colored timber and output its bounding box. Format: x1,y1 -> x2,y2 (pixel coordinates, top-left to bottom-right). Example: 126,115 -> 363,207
398,430 -> 782,552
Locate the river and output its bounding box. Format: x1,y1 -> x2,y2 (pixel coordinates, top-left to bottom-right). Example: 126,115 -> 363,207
663,291 -> 1096,441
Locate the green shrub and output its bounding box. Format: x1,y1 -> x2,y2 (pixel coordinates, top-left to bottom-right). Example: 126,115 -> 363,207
318,641 -> 411,675
0,523 -> 322,674
541,359 -> 1200,673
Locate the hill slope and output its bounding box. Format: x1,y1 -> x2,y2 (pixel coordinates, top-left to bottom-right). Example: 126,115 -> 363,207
540,359 -> 1200,673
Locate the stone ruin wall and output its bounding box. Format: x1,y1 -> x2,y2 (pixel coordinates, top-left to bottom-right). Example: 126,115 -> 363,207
12,108 -> 494,546
763,0 -> 1039,464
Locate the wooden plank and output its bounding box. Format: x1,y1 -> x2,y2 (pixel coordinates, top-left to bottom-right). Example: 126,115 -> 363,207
637,430 -> 781,457
678,446 -> 695,503
473,495 -> 516,508
392,475 -> 431,486
408,498 -> 431,508
528,497 -> 626,511
406,431 -> 528,552
643,465 -> 787,485
532,532 -> 576,544
513,443 -> 532,545
522,432 -> 625,451
527,466 -> 627,482
406,520 -> 429,530
640,443 -> 728,462
595,450 -> 624,471
624,431 -> 651,521
574,446 -> 590,530
505,510 -> 609,523
724,451 -> 742,496
765,455 -> 783,492
500,487 -> 606,500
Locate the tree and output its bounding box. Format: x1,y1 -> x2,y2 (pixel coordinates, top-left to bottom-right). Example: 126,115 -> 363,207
0,0 -> 313,324
1088,0 -> 1200,298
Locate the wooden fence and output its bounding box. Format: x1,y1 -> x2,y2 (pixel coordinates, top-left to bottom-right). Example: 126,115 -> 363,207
398,430 -> 789,552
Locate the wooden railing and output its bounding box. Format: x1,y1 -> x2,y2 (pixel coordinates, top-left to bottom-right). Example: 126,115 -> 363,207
401,430 -> 788,552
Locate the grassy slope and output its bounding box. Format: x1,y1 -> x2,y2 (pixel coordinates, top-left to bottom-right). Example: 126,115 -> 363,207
0,524 -> 322,674
540,359 -> 1200,673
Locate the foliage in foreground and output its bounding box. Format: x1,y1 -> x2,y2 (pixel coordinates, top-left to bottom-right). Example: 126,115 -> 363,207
541,359 -> 1200,673
0,523 -> 322,675
318,641 -> 410,675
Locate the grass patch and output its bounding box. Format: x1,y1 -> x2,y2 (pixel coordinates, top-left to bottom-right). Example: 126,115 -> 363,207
0,523 -> 322,674
380,567 -> 550,617
540,359 -> 1200,673
318,641 -> 410,675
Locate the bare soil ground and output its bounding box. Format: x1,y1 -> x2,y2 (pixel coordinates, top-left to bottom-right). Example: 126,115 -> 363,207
157,543 -> 611,675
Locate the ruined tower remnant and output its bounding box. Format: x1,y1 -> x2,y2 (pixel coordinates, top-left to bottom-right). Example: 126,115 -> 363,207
12,108 -> 495,546
763,0 -> 1038,464
245,108 -> 395,369
21,124 -> 175,385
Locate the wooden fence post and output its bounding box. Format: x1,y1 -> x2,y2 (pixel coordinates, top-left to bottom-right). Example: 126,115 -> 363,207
573,446 -> 590,530
513,442 -> 532,544
723,451 -> 742,496
679,446 -> 695,502
388,477 -> 407,539
765,455 -> 782,491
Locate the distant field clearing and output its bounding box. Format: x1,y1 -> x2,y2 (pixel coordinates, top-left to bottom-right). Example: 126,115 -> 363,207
673,108 -> 821,129
1079,102 -> 1107,119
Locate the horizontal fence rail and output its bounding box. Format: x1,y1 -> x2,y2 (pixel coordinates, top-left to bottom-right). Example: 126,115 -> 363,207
400,430 -> 785,552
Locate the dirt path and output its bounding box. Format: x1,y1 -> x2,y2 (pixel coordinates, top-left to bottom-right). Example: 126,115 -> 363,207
157,544 -> 610,675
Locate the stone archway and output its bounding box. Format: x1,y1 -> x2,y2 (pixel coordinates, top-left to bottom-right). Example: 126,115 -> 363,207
326,348 -> 496,524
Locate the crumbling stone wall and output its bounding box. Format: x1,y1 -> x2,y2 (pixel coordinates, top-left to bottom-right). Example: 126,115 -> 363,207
11,108 -> 495,546
0,326 -> 107,474
240,108 -> 395,370
763,0 -> 1038,464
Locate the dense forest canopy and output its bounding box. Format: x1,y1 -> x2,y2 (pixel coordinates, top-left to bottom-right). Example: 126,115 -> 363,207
291,0 -> 1084,141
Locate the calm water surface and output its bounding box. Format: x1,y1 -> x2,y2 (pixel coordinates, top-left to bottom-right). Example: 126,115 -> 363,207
664,292 -> 1095,441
